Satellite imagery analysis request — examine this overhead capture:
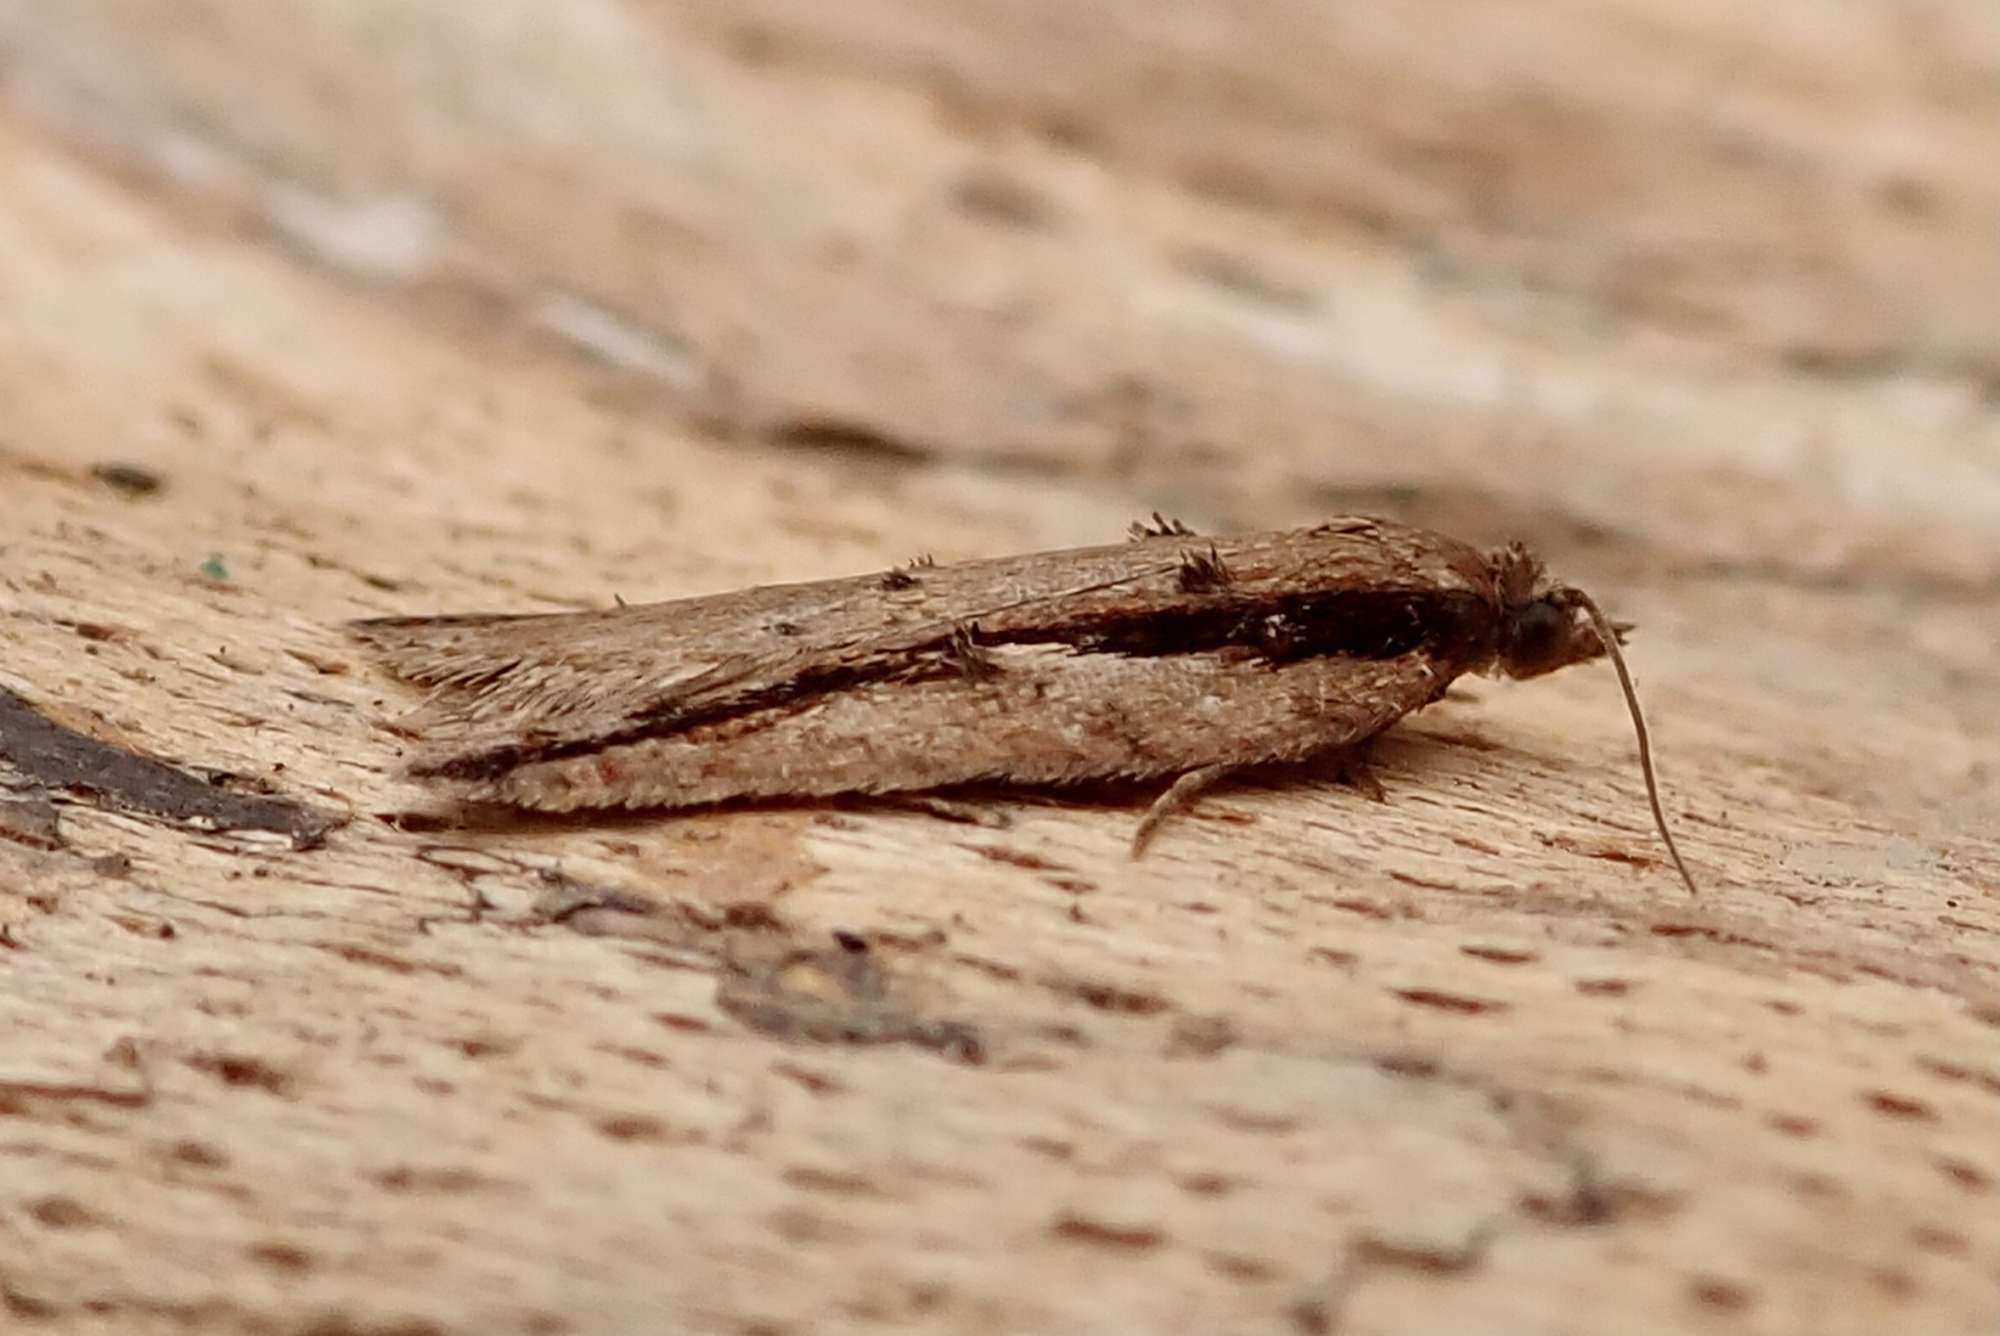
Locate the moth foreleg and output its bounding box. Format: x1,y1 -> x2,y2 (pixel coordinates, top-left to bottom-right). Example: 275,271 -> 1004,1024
1129,739 -> 1390,857
1130,762 -> 1241,858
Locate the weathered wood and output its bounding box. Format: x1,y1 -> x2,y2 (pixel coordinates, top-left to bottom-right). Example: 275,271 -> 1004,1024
1,3 -> 1996,1332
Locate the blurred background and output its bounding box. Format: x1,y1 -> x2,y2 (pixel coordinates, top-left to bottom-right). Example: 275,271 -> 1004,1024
5,1 -> 1998,577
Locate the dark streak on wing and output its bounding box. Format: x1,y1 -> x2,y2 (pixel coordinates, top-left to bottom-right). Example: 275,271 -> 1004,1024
352,517 -> 1497,784
416,585 -> 1495,781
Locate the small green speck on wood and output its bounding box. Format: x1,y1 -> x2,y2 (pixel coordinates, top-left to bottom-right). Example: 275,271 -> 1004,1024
198,555 -> 230,582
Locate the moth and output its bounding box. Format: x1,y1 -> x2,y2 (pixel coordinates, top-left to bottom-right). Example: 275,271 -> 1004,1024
352,515 -> 1697,892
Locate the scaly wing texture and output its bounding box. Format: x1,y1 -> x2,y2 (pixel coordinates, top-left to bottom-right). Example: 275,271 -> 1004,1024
459,645 -> 1461,811
350,517 -> 1494,796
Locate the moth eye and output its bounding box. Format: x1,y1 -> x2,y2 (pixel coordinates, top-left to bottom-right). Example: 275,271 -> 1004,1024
1504,600 -> 1571,678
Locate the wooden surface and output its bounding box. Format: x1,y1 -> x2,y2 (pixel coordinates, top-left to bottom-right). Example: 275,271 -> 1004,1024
2,3 -> 1997,1332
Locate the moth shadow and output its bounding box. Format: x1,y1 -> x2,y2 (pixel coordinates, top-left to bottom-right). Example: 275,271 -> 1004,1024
875,730 -> 1480,827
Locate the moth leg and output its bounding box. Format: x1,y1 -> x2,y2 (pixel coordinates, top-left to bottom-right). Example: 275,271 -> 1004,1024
881,795 -> 1014,830
1131,735 -> 1392,855
1316,738 -> 1387,803
1131,763 -> 1241,858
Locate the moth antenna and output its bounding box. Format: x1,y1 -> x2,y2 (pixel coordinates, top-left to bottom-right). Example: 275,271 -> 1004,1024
1567,591 -> 1700,896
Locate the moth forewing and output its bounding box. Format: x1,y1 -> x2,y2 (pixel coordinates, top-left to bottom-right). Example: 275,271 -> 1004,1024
435,647 -> 1452,816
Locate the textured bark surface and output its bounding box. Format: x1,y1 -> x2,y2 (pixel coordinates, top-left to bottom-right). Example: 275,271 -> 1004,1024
1,4 -> 1997,1333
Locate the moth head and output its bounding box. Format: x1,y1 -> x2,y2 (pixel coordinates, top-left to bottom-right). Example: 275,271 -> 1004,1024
1504,580 -> 1624,680
1487,547 -> 1697,895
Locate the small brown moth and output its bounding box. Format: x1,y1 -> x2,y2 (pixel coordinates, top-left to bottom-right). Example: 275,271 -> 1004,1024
352,516 -> 1697,892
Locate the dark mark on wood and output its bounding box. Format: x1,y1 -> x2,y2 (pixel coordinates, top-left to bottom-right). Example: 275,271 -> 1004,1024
0,796 -> 63,850
0,1079 -> 150,1109
0,686 -> 333,848
1051,976 -> 1172,1015
1392,987 -> 1507,1015
767,416 -> 931,465
715,935 -> 983,1063
1164,1014 -> 1238,1058
1350,1224 -> 1497,1274
951,167 -> 1058,229
89,461 -> 166,497
1050,1213 -> 1165,1251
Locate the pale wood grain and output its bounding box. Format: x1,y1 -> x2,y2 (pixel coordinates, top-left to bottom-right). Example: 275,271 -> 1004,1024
1,4 -> 1996,1333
